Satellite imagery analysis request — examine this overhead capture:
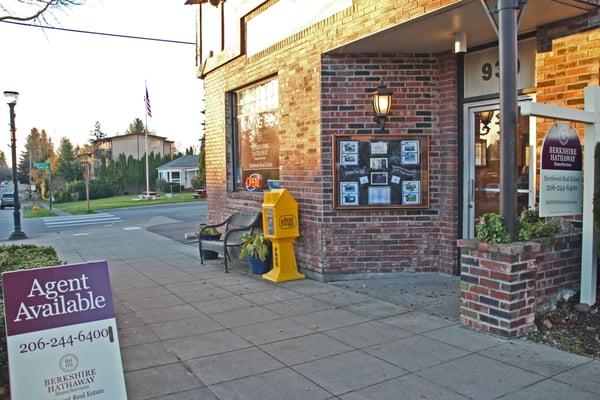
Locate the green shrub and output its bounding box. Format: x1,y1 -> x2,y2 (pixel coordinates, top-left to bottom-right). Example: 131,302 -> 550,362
0,245 -> 61,273
198,226 -> 220,237
54,179 -> 116,203
191,175 -> 205,190
476,213 -> 512,244
53,180 -> 85,203
476,210 -> 559,244
155,178 -> 168,193
517,209 -> 558,242
89,179 -> 115,199
239,232 -> 270,261
0,245 -> 62,385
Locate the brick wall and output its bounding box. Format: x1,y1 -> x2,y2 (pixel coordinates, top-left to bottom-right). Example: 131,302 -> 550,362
201,0 -> 460,277
199,0 -> 595,280
319,52 -> 459,277
458,233 -> 582,338
536,14 -> 599,146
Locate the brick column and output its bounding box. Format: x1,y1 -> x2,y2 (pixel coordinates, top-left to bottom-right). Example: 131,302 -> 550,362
457,233 -> 581,338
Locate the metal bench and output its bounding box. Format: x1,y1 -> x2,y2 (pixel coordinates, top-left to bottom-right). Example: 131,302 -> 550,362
199,211 -> 262,273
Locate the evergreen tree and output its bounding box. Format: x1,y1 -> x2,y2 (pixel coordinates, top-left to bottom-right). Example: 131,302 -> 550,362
56,137 -> 82,182
18,127 -> 54,182
127,118 -> 145,135
0,150 -> 7,167
90,121 -> 106,143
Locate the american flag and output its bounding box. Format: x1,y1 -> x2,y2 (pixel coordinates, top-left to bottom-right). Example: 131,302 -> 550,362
144,85 -> 152,118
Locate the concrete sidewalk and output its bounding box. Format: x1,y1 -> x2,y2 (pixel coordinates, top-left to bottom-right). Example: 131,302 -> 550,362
13,226 -> 600,400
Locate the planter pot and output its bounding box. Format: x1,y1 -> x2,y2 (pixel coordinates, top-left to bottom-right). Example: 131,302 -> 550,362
200,234 -> 221,260
247,255 -> 272,274
201,250 -> 219,260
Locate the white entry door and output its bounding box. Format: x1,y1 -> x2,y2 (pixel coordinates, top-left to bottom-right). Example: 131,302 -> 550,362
462,99 -> 537,238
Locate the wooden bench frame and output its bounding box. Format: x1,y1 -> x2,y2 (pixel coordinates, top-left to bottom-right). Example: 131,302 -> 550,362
198,211 -> 262,273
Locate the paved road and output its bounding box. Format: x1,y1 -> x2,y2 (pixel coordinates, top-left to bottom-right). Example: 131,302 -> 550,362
0,201 -> 207,242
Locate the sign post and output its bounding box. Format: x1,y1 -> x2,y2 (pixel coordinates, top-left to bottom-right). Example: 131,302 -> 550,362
520,86 -> 600,305
2,261 -> 128,399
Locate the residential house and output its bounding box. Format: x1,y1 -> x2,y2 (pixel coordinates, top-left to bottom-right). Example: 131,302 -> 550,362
95,132 -> 174,161
157,155 -> 199,189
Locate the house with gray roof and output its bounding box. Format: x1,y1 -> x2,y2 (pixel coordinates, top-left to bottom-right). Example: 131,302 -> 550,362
157,155 -> 199,189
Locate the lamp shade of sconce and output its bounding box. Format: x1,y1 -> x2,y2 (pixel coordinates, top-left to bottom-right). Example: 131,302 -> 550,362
454,32 -> 467,54
372,80 -> 393,133
209,0 -> 221,6
479,110 -> 494,136
3,91 -> 18,105
372,81 -> 393,118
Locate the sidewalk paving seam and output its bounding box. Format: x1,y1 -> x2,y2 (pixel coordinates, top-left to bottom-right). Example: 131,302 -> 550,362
495,374 -> 600,400
474,349 -> 592,380
205,365 -> 338,399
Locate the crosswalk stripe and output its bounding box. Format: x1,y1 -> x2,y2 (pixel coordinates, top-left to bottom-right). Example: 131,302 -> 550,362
43,213 -> 122,228
43,213 -> 113,222
45,218 -> 122,227
46,220 -> 123,228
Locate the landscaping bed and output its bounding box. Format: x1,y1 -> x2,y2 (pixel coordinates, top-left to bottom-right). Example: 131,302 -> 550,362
55,192 -> 198,214
530,293 -> 600,359
0,245 -> 62,396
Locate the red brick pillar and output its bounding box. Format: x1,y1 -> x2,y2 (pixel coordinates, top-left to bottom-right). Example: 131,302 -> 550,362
457,233 -> 582,338
457,240 -> 540,338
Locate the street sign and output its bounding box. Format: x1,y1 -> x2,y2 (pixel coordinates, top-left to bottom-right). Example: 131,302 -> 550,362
34,162 -> 50,170
2,261 -> 128,399
539,123 -> 583,217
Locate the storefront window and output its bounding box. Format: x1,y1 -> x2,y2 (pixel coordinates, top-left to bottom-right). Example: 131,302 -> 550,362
233,78 -> 280,192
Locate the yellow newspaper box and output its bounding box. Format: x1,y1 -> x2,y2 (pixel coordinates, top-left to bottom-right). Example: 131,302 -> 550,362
262,189 -> 304,282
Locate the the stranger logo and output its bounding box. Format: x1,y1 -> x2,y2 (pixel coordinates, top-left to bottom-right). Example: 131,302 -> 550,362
279,215 -> 297,230
2,261 -> 128,399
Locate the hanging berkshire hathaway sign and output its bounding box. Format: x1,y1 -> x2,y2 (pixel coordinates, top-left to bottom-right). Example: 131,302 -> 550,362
2,261 -> 127,400
539,123 -> 583,217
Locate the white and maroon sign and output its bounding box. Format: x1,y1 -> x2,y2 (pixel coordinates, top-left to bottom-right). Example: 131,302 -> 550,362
2,261 -> 127,400
539,123 -> 583,217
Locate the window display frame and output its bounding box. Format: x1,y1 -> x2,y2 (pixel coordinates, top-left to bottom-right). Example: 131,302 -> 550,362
333,134 -> 430,210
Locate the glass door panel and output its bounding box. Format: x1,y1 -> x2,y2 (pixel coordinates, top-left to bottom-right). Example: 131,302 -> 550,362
464,100 -> 535,238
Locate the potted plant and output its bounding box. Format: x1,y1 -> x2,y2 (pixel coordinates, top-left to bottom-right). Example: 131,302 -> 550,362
199,226 -> 220,260
239,232 -> 272,274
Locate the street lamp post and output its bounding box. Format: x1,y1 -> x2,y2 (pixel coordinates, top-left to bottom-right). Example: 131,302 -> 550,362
4,91 -> 27,240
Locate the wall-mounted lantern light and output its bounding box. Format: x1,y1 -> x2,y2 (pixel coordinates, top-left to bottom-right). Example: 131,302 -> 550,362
478,110 -> 494,136
372,79 -> 393,133
454,32 -> 467,54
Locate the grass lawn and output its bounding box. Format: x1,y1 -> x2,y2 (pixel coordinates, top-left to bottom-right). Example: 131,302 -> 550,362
23,207 -> 56,218
55,192 -> 200,214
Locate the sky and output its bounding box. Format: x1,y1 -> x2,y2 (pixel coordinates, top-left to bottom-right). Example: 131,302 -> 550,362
0,0 -> 204,166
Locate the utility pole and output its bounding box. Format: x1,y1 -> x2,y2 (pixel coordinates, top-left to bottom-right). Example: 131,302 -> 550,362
48,166 -> 52,210
85,162 -> 90,213
4,91 -> 26,240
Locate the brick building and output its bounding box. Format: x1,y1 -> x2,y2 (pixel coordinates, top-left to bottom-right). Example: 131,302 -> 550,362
185,0 -> 599,281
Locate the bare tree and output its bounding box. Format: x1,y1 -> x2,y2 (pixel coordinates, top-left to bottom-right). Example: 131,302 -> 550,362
0,0 -> 82,22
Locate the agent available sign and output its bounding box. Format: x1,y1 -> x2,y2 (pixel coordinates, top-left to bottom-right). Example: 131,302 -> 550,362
2,261 -> 127,400
539,123 -> 583,217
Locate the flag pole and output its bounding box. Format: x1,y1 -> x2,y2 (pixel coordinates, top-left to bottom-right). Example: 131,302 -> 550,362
144,82 -> 151,198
